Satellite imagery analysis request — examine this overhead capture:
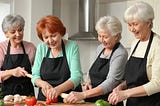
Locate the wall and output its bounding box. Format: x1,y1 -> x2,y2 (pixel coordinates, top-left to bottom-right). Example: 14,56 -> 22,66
11,0 -> 160,83
54,0 -> 160,83
59,0 -> 101,82
12,0 -> 53,46
58,0 -> 130,82
0,1 -> 10,42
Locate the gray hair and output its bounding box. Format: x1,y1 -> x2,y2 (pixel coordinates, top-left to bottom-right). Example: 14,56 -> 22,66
2,14 -> 25,33
124,1 -> 154,23
95,16 -> 122,40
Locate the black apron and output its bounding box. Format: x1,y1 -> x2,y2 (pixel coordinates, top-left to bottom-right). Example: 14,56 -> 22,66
125,32 -> 160,106
38,40 -> 81,101
0,41 -> 34,96
87,43 -> 123,106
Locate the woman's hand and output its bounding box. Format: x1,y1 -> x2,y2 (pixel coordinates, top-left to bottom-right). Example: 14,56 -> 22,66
83,81 -> 92,91
63,91 -> 85,103
45,87 -> 60,100
12,67 -> 28,77
40,81 -> 53,97
112,84 -> 122,92
108,90 -> 128,105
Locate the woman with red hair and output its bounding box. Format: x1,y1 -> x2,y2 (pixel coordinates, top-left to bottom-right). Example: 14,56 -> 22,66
31,15 -> 82,101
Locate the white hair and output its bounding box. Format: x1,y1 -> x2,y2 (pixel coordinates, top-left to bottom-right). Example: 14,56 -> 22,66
95,16 -> 122,37
124,1 -> 154,23
2,14 -> 25,33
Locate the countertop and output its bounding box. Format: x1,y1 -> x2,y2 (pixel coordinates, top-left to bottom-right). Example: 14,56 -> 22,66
5,101 -> 94,106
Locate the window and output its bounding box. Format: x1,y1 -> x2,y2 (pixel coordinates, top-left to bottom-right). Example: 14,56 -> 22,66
0,0 -> 12,42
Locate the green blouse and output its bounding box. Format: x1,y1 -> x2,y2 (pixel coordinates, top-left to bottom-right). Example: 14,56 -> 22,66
31,40 -> 82,88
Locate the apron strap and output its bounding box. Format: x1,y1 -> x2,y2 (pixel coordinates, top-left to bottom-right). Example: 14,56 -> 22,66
7,41 -> 26,54
130,31 -> 153,58
46,39 -> 66,58
46,48 -> 51,57
61,39 -> 67,57
95,42 -> 120,67
144,31 -> 153,58
21,42 -> 26,54
130,40 -> 140,56
109,42 -> 120,60
97,42 -> 120,59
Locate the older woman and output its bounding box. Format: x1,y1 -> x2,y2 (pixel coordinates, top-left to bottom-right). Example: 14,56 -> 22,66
31,15 -> 82,101
108,2 -> 160,106
64,16 -> 128,105
0,14 -> 36,96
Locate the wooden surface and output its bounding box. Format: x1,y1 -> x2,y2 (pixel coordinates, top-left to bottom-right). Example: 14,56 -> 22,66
4,101 -> 94,106
49,102 -> 94,106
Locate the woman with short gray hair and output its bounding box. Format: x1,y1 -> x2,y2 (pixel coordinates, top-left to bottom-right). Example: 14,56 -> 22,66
2,15 -> 25,33
64,16 -> 128,106
108,2 -> 160,106
0,14 -> 36,96
95,16 -> 122,42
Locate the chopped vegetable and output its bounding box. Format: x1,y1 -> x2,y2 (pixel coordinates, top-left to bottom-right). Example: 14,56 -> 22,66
25,96 -> 37,106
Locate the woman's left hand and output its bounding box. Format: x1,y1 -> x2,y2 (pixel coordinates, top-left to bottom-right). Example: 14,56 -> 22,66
108,90 -> 128,105
46,87 -> 60,100
63,91 -> 85,103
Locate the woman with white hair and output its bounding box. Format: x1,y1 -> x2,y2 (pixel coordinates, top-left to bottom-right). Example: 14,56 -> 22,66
0,14 -> 36,96
108,2 -> 160,106
64,16 -> 128,106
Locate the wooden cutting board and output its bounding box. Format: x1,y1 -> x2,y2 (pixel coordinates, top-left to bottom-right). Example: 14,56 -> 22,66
49,102 -> 94,106
4,101 -> 24,106
4,101 -> 94,106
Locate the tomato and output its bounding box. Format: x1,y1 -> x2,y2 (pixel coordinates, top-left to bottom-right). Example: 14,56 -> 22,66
51,98 -> 58,103
25,96 -> 37,106
94,99 -> 110,106
45,98 -> 58,105
45,99 -> 52,105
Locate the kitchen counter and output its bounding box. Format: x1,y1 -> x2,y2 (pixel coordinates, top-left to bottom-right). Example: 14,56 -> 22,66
48,102 -> 93,106
5,101 -> 94,106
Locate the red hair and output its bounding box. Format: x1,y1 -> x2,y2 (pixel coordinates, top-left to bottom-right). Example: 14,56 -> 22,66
36,15 -> 66,41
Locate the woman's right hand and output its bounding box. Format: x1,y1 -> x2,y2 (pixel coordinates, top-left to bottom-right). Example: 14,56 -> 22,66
83,81 -> 92,91
40,81 -> 53,97
113,85 -> 122,92
12,67 -> 28,77
113,81 -> 127,92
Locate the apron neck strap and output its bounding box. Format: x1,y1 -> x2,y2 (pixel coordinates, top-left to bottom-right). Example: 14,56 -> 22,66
7,41 -> 26,54
131,31 -> 153,58
46,39 -> 66,57
98,42 -> 120,60
109,42 -> 120,60
144,31 -> 153,58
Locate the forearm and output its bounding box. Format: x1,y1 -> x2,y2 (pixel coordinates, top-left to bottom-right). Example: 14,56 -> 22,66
1,69 -> 13,81
35,78 -> 46,88
84,86 -> 104,99
55,80 -> 74,93
125,85 -> 147,98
